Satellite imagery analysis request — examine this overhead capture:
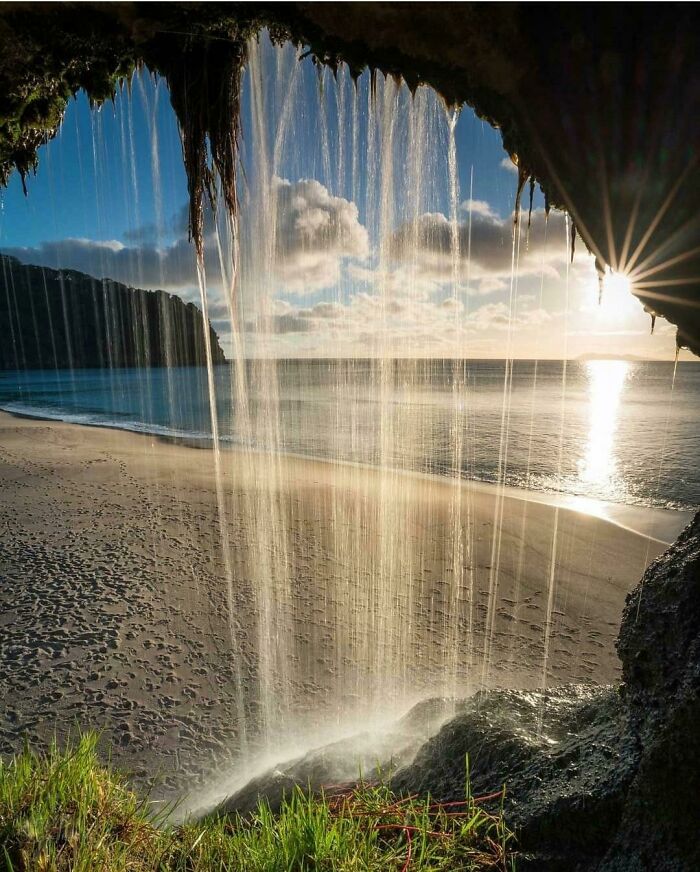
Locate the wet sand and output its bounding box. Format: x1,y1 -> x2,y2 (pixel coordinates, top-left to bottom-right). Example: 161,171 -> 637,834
0,411 -> 674,796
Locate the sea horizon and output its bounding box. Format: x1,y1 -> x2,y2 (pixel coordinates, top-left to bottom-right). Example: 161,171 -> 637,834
2,359 -> 698,516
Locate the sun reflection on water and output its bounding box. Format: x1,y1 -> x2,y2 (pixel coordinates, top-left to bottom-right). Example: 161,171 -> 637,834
579,360 -> 630,488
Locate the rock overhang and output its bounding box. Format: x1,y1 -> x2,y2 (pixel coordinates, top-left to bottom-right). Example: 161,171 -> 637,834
1,2 -> 698,354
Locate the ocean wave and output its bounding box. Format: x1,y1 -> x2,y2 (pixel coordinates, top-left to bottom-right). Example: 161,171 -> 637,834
0,402 -> 212,443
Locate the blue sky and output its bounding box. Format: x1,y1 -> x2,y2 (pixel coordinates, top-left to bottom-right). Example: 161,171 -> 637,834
0,54 -> 521,250
1,75 -> 184,249
0,33 -> 685,360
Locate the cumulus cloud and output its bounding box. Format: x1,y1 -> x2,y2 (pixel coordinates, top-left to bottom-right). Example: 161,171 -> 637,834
248,313 -> 317,335
500,156 -> 519,174
460,198 -> 499,220
468,301 -> 552,332
269,178 -> 369,294
2,236 -> 205,292
245,291 -> 564,358
337,204 -> 568,300
245,299 -> 348,335
243,287 -> 559,358
385,206 -> 569,295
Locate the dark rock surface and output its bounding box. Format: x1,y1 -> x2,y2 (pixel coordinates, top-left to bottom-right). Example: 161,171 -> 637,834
220,512 -> 700,870
0,254 -> 225,369
391,685 -> 636,871
391,511 -> 700,870
605,511 -> 700,871
219,697 -> 464,816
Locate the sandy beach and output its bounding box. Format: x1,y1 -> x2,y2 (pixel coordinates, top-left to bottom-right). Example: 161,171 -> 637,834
0,411 -> 680,798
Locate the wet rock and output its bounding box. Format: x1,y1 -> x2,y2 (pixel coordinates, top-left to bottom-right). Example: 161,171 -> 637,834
604,511 -> 700,871
219,698 -> 461,817
390,511 -> 700,871
391,685 -> 635,870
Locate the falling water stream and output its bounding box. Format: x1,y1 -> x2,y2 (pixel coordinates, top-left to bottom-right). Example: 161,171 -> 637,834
157,37 -> 513,763
191,36 -> 588,753
1,30 -> 699,814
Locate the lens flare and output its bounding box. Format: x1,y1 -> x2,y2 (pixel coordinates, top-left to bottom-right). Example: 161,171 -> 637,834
603,271 -> 633,298
596,270 -> 640,320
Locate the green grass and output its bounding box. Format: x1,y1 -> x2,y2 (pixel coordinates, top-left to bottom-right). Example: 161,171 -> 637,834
0,734 -> 516,871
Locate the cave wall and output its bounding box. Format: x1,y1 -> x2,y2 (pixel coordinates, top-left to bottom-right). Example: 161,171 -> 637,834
388,511 -> 700,870
1,2 -> 698,353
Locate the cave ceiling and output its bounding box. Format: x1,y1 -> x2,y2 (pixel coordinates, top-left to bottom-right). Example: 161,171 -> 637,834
1,2 -> 698,354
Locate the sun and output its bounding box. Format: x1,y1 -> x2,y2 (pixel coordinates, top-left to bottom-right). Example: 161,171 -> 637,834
603,271 -> 633,299
596,270 -> 639,320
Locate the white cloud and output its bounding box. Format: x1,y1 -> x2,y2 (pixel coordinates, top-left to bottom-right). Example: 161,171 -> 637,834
268,177 -> 369,294
245,298 -> 349,335
241,286 -> 553,356
4,178 -> 370,300
460,199 -> 499,220
354,206 -> 572,299
468,301 -> 552,332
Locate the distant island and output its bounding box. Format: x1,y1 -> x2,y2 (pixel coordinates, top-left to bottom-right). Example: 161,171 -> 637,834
0,255 -> 225,369
577,352 -> 652,363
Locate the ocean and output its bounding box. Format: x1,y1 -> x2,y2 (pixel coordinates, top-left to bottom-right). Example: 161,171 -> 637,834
1,359 -> 698,512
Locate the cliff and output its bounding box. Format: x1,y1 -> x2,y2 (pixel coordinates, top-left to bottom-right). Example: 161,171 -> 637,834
0,255 -> 225,369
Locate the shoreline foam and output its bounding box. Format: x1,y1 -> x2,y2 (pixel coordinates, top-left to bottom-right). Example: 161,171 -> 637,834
2,404 -> 692,545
